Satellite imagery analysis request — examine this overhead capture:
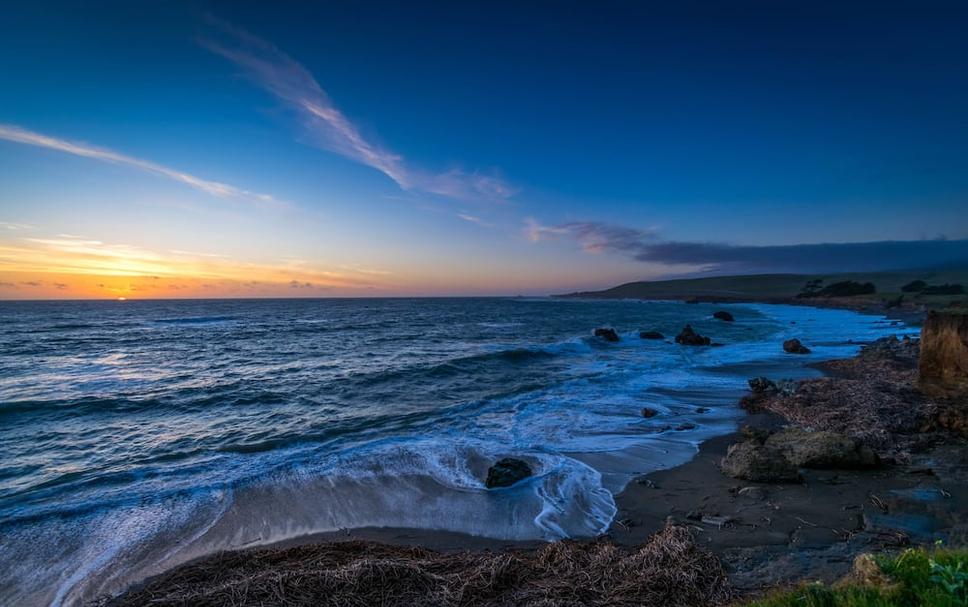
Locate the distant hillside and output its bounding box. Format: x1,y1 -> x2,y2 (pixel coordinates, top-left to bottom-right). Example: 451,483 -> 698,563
559,268 -> 968,308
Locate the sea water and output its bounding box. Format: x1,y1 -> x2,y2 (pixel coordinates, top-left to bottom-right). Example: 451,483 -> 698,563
0,297 -> 916,605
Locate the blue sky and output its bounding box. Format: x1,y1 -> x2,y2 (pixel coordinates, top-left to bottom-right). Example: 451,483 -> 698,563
1,1 -> 967,298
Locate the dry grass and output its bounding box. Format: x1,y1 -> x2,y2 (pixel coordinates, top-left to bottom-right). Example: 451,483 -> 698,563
104,524 -> 732,607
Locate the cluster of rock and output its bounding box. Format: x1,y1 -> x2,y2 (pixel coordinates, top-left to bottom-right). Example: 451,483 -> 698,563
721,426 -> 879,483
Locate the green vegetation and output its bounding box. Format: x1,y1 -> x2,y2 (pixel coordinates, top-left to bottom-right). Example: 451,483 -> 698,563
903,280 -> 928,293
797,280 -> 876,298
562,267 -> 968,311
744,546 -> 968,607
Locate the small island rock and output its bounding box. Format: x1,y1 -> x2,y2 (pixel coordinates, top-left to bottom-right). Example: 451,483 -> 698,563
783,338 -> 811,354
594,327 -> 620,342
675,325 -> 711,346
485,458 -> 533,488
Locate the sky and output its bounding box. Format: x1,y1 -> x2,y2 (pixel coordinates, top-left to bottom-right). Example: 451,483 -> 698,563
1,1 -> 967,299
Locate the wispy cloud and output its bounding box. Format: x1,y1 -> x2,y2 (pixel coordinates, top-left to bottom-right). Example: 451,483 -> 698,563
0,234 -> 388,290
199,18 -> 514,204
526,219 -> 968,273
0,124 -> 277,205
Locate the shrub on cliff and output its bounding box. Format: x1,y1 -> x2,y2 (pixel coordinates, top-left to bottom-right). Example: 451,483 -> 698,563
901,280 -> 927,293
922,284 -> 965,295
797,280 -> 876,298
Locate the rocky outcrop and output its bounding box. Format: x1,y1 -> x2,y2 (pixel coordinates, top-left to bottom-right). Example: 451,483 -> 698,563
676,325 -> 711,346
594,327 -> 620,342
721,441 -> 801,483
639,331 -> 664,340
766,429 -> 878,468
783,338 -> 811,354
748,377 -> 778,394
713,311 -> 734,322
918,311 -> 968,392
485,458 -> 533,488
721,427 -> 878,482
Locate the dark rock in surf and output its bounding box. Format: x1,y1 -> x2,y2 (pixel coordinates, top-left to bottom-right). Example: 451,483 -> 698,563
641,407 -> 659,418
639,331 -> 664,340
594,327 -> 620,342
713,311 -> 734,322
783,338 -> 811,354
485,458 -> 533,488
675,325 -> 711,346
748,377 -> 778,394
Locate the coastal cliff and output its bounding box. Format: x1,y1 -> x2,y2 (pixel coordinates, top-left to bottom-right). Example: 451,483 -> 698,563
919,310 -> 968,392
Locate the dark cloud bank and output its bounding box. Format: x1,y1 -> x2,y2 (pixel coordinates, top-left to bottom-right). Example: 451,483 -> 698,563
552,222 -> 968,274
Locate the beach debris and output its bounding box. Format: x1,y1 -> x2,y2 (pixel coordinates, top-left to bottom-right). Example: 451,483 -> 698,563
737,486 -> 767,500
639,330 -> 664,339
110,524 -> 735,607
713,310 -> 734,322
641,407 -> 659,418
485,457 -> 533,488
594,327 -> 620,342
783,338 -> 811,354
701,515 -> 735,528
675,324 -> 711,346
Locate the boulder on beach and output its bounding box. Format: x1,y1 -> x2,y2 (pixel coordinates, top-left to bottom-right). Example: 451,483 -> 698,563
675,325 -> 711,346
639,331 -> 664,340
720,441 -> 801,483
713,311 -> 734,322
485,458 -> 533,488
783,338 -> 811,354
594,327 -> 620,342
766,429 -> 879,469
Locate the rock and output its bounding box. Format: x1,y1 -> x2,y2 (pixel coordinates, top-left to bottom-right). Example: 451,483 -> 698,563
675,324 -> 711,346
639,330 -> 664,339
765,429 -> 879,469
748,377 -> 778,394
485,458 -> 533,488
918,311 -> 968,392
641,407 -> 659,418
675,423 -> 697,431
594,327 -> 620,342
713,311 -> 734,322
721,441 -> 801,483
783,338 -> 811,354
695,407 -> 710,414
737,486 -> 767,500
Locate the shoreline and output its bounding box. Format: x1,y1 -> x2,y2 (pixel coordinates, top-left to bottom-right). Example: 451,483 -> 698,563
103,303 -> 968,606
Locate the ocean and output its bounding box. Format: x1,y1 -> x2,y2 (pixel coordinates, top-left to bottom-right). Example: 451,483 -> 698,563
0,297 -> 915,605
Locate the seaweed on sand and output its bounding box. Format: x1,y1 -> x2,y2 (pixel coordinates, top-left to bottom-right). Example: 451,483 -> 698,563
104,524 -> 733,607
